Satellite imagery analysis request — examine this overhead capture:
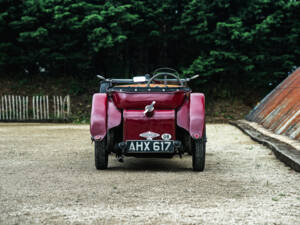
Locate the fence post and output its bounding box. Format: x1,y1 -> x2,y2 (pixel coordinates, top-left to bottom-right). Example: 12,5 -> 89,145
18,96 -> 20,120
53,96 -> 55,119
36,96 -> 39,120
59,96 -> 63,119
22,96 -> 25,120
15,95 -> 18,120
17,95 -> 19,120
46,96 -> 49,119
32,96 -> 35,120
14,95 -> 16,120
2,96 -> 4,120
42,96 -> 45,120
18,96 -> 21,120
26,96 -> 29,120
67,95 -> 71,117
56,96 -> 59,118
8,95 -> 11,120
20,96 -> 22,120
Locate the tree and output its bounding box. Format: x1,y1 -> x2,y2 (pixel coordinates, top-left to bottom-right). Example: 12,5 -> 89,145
0,0 -> 299,90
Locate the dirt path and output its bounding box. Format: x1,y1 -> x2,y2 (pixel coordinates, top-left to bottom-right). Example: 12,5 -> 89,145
0,123 -> 299,225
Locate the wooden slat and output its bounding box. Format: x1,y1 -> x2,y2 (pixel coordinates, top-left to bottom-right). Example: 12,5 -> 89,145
39,96 -> 43,120
18,96 -> 22,120
46,96 -> 49,119
16,96 -> 19,120
2,96 -> 4,120
63,96 -> 67,119
56,96 -> 60,118
26,96 -> 29,119
60,96 -> 63,119
67,95 -> 71,116
32,96 -> 36,120
53,96 -> 56,119
15,95 -> 18,120
16,96 -> 18,120
36,96 -> 39,120
23,96 -> 25,120
15,95 -> 19,120
8,95 -> 11,120
11,95 -> 14,120
42,96 -> 45,120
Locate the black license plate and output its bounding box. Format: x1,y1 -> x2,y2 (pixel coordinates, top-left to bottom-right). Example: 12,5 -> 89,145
126,140 -> 174,153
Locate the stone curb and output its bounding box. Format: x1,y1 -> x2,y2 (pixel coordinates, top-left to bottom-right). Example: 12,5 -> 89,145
229,120 -> 300,172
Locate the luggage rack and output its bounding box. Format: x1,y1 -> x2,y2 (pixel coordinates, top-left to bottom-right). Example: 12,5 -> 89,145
108,86 -> 191,93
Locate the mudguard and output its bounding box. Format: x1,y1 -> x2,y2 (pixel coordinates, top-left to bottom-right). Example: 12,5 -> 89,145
189,93 -> 205,139
177,93 -> 205,139
107,99 -> 122,130
90,94 -> 122,141
90,94 -> 107,140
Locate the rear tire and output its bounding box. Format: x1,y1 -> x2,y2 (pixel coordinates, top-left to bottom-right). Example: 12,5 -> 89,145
95,138 -> 108,170
192,137 -> 206,172
184,134 -> 192,155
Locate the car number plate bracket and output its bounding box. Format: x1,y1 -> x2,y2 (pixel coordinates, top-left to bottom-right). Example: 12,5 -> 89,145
126,140 -> 174,153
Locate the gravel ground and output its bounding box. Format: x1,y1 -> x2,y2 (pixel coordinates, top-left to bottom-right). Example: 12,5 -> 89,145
0,123 -> 299,225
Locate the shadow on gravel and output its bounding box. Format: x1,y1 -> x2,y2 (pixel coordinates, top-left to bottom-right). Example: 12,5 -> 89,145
107,158 -> 194,172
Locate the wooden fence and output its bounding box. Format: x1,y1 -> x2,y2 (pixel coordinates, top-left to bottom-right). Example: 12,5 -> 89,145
0,95 -> 71,121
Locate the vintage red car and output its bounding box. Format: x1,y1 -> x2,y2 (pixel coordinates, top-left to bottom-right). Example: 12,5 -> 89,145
90,68 -> 206,171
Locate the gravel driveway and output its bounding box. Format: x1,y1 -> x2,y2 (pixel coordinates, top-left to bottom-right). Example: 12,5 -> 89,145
0,123 -> 299,225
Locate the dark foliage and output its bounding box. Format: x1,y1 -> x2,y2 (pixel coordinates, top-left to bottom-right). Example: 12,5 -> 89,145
0,0 -> 299,88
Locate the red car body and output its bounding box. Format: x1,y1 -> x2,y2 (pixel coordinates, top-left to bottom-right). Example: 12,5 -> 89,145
90,92 -> 205,141
90,69 -> 206,171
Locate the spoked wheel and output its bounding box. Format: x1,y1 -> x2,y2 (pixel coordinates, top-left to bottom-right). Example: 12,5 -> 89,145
95,137 -> 108,170
192,135 -> 206,172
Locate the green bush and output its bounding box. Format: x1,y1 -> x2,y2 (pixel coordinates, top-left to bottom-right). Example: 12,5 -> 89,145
0,0 -> 299,89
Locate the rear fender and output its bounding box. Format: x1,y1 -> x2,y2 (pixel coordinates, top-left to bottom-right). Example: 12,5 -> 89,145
90,94 -> 122,141
177,93 -> 205,139
190,93 -> 205,139
90,94 -> 107,140
107,99 -> 122,130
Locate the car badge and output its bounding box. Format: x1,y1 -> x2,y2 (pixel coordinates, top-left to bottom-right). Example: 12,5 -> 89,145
140,131 -> 160,140
161,133 -> 172,140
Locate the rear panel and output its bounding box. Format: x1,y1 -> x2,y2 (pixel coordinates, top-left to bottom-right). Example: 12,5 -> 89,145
112,92 -> 186,109
123,110 -> 175,141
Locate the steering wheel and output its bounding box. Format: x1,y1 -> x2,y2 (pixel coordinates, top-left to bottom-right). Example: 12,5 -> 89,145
153,67 -> 179,75
146,72 -> 183,87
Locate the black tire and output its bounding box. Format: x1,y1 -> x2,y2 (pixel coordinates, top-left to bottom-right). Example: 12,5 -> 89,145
95,138 -> 108,170
184,134 -> 192,155
192,137 -> 206,172
106,130 -> 114,153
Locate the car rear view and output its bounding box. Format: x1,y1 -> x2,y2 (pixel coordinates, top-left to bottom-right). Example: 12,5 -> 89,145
90,68 -> 206,171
